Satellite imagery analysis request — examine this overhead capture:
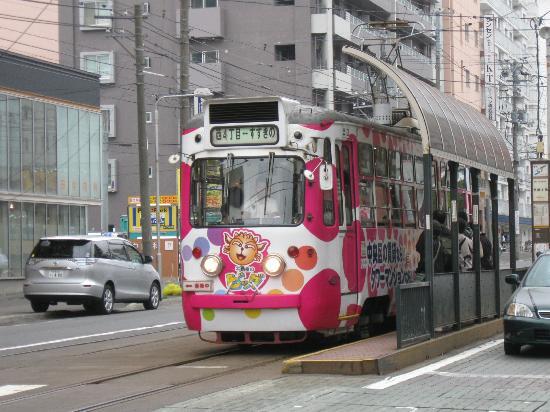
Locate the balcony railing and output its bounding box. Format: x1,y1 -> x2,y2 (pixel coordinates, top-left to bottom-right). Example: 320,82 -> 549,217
397,0 -> 434,26
346,12 -> 391,40
398,43 -> 432,65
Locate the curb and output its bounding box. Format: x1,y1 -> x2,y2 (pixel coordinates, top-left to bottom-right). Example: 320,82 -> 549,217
282,319 -> 503,375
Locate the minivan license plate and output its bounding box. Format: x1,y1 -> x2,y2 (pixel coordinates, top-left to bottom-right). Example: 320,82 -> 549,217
48,270 -> 63,278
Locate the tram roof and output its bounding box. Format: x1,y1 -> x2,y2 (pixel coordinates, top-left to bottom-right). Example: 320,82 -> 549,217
343,46 -> 513,179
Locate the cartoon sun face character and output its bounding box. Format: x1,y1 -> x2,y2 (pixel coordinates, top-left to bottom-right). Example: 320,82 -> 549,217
223,231 -> 267,266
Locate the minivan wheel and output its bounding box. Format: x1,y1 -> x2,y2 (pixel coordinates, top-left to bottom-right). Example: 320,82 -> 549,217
143,283 -> 160,310
97,284 -> 114,315
31,301 -> 49,313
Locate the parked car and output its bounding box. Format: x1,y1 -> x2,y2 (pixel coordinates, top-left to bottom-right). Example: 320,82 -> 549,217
24,236 -> 161,314
503,254 -> 550,355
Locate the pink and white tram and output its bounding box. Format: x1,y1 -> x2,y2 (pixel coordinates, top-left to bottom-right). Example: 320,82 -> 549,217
179,96 -> 470,344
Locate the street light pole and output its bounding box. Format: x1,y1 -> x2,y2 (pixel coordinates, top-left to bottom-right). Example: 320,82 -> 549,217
153,90 -> 212,276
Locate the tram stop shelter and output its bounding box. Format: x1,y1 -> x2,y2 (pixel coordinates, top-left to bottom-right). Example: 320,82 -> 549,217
281,47 -> 526,376
341,46 -> 522,349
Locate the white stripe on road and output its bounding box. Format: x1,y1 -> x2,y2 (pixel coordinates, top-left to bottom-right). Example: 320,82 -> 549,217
0,322 -> 184,352
176,365 -> 228,369
0,385 -> 46,397
364,339 -> 504,390
429,371 -> 550,380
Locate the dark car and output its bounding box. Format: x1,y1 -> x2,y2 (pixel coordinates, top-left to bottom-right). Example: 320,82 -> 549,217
503,255 -> 550,355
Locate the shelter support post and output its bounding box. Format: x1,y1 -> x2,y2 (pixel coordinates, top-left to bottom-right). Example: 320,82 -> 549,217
471,169 -> 481,322
508,178 -> 516,271
423,153 -> 434,338
449,161 -> 460,329
490,173 -> 500,316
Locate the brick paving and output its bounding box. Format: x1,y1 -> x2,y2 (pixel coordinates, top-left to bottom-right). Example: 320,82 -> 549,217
158,338 -> 550,412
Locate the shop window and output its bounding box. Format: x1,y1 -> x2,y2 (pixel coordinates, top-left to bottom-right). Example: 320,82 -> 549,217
275,44 -> 295,61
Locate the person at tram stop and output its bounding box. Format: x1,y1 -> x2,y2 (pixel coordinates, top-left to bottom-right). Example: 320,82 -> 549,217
480,228 -> 493,270
458,218 -> 476,272
458,210 -> 473,239
415,209 -> 452,279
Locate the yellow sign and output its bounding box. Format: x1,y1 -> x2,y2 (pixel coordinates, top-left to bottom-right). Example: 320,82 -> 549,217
128,195 -> 179,205
128,204 -> 178,239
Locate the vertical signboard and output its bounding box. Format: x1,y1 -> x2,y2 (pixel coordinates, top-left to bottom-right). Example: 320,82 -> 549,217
531,160 -> 550,258
483,16 -> 497,123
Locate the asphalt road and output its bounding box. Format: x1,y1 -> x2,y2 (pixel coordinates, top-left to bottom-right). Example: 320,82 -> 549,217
0,297 -> 325,412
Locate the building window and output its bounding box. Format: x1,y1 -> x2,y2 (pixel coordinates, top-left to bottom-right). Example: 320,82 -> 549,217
191,50 -> 219,64
79,0 -> 112,30
101,104 -> 115,138
108,159 -> 117,192
148,166 -> 153,179
275,44 -> 295,61
191,0 -> 217,7
274,0 -> 294,4
464,24 -> 470,42
80,51 -> 115,84
142,2 -> 150,15
144,56 -> 151,69
145,112 -> 152,123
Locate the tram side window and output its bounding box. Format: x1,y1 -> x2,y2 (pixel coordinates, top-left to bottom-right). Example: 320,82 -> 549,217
322,138 -> 334,226
358,143 -> 374,177
359,181 -> 375,227
416,188 -> 425,228
389,151 -> 401,180
374,147 -> 388,177
402,153 -> 414,182
342,145 -> 353,226
323,138 -> 332,163
335,145 -> 344,226
390,183 -> 402,227
375,182 -> 389,226
440,161 -> 449,188
415,157 -> 424,184
458,166 -> 466,189
402,185 -> 416,227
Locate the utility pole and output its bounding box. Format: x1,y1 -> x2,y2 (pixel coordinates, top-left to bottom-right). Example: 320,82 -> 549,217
511,61 -> 521,259
435,7 -> 441,90
179,0 -> 190,131
134,4 -> 153,257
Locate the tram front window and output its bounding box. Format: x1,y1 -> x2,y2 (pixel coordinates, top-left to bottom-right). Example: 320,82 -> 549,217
191,156 -> 305,226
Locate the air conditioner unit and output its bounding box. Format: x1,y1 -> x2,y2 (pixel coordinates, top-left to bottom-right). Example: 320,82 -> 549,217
108,159 -> 117,192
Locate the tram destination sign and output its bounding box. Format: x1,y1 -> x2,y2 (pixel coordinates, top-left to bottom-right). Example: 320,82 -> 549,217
210,125 -> 279,146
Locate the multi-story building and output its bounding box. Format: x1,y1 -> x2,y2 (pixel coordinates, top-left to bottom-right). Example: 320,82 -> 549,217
59,0 -> 437,230
59,0 -> 182,232
480,0 -> 539,248
0,50 -> 101,292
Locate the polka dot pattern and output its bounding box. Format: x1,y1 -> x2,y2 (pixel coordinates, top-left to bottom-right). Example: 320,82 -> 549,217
295,246 -> 317,270
268,289 -> 283,295
193,237 -> 210,255
182,245 -> 192,261
202,308 -> 215,321
282,269 -> 304,292
244,309 -> 261,319
207,228 -> 224,246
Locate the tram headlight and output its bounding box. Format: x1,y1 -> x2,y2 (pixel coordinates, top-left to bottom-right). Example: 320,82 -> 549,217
200,255 -> 223,277
262,254 -> 286,277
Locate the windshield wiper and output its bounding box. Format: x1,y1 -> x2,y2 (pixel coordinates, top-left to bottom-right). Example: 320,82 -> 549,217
264,152 -> 275,215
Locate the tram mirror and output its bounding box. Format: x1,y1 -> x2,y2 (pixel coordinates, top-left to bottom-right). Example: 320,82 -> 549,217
319,163 -> 333,190
304,170 -> 314,182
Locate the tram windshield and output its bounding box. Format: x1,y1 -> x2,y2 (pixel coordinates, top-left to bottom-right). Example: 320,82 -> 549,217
191,156 -> 305,227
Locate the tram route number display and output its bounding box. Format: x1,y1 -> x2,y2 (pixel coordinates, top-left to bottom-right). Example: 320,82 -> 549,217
210,125 -> 278,146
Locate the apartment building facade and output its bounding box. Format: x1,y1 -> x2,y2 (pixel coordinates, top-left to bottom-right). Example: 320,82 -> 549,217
58,0 -> 437,229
